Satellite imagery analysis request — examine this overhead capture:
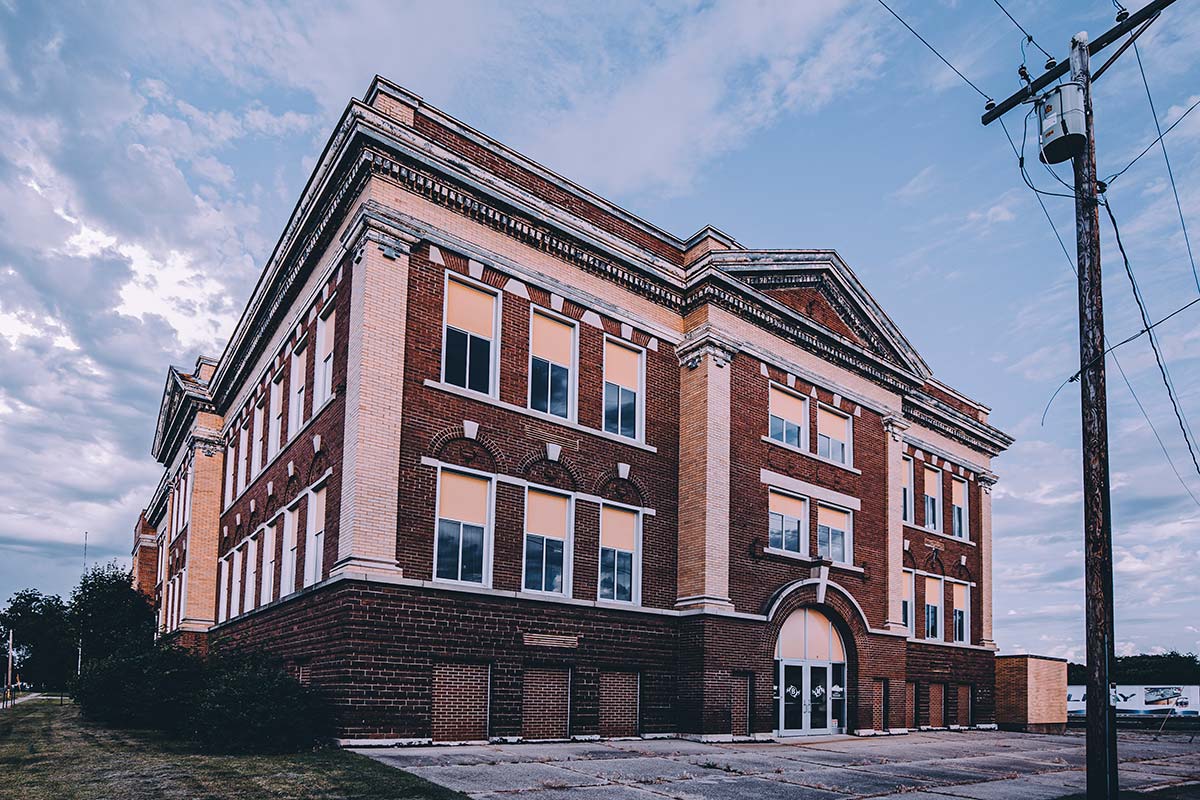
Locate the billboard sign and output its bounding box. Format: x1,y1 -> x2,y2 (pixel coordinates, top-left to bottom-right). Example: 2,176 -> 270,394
1067,684 -> 1199,716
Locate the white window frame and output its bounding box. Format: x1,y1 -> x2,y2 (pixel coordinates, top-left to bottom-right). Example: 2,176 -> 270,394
925,576 -> 943,641
597,500 -> 642,606
902,456 -> 915,524
314,301 -> 335,408
224,442 -> 236,507
601,335 -> 645,443
243,536 -> 257,613
280,503 -> 300,598
432,466 -> 495,588
289,342 -> 307,440
924,465 -> 943,533
767,382 -> 809,451
527,308 -> 578,423
767,488 -> 809,557
250,401 -> 264,478
902,569 -> 916,636
521,484 -> 574,596
303,484 -> 327,588
953,582 -> 970,644
951,476 -> 970,540
268,373 -> 284,459
816,502 -> 854,565
441,273 -> 501,399
816,402 -> 853,466
259,523 -> 276,607
230,546 -> 243,619
236,421 -> 249,494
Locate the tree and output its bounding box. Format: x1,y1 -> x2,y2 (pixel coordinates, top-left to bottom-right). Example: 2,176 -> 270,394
1068,652 -> 1200,685
0,589 -> 75,690
69,561 -> 156,667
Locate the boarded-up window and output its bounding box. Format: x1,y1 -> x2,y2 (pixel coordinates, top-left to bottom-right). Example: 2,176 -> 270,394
957,683 -> 972,727
432,662 -> 489,742
928,683 -> 945,728
522,667 -> 570,740
730,674 -> 751,738
905,681 -> 917,729
600,671 -> 639,738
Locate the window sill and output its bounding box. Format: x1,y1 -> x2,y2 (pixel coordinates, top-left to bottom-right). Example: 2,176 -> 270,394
760,547 -> 864,573
761,436 -> 861,475
425,379 -> 657,453
431,577 -> 492,590
910,525 -> 976,547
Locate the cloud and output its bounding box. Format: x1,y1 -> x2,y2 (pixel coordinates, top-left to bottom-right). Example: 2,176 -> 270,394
893,166 -> 937,201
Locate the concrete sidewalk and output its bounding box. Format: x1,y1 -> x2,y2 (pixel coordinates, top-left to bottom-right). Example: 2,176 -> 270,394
356,729 -> 1200,799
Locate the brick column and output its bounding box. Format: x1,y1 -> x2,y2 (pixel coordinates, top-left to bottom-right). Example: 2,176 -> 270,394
674,328 -> 737,611
181,434 -> 223,630
332,232 -> 412,577
883,416 -> 910,632
978,473 -> 997,649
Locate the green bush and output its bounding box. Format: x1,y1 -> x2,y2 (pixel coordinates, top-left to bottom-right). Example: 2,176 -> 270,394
189,650 -> 331,754
75,644 -> 330,752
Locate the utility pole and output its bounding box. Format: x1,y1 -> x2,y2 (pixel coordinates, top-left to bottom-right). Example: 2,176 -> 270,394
1069,33 -> 1119,798
980,2 -> 1179,798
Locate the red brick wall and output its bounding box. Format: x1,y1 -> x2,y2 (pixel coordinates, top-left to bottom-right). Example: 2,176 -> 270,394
395,244 -> 680,608
599,671 -> 639,737
432,662 -> 490,742
523,667 -> 570,739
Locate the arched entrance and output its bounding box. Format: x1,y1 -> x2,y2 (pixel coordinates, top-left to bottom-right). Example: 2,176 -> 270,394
774,608 -> 847,736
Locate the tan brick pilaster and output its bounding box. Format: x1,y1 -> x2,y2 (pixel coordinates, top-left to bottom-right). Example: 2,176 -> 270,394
181,436 -> 223,630
883,415 -> 910,633
978,473 -> 997,649
332,231 -> 412,577
674,327 -> 737,612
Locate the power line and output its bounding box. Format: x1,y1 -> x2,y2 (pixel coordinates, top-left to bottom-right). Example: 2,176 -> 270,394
998,118 -> 1200,506
991,0 -> 1054,61
875,0 -> 993,102
1130,40 -> 1200,294
1105,94 -> 1200,186
1103,197 -> 1200,480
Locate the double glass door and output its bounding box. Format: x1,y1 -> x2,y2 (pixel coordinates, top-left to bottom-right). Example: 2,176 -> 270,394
778,661 -> 843,735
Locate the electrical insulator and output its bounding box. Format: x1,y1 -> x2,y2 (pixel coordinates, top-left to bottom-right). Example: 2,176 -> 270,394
1038,82 -> 1087,164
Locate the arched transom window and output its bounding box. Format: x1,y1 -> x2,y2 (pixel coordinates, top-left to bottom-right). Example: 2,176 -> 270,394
776,608 -> 846,662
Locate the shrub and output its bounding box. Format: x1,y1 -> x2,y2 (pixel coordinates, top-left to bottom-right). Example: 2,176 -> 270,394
188,650 -> 331,754
76,643 -> 330,753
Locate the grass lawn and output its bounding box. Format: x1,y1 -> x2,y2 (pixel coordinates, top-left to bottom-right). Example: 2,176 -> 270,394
0,699 -> 467,800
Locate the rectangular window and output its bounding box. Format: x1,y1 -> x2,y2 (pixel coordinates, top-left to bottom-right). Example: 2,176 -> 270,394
217,558 -> 229,623
436,470 -> 489,584
901,570 -> 915,635
243,536 -> 257,613
268,375 -> 283,460
236,421 -> 249,494
953,582 -> 969,643
443,278 -> 496,395
925,576 -> 942,640
314,307 -> 335,407
599,505 -> 638,603
817,505 -> 851,563
769,385 -> 807,449
902,456 -> 914,523
952,477 -> 969,539
768,490 -> 807,555
924,466 -> 942,532
251,402 -> 264,478
817,406 -> 851,464
303,487 -> 326,588
529,312 -> 573,419
603,340 -> 641,439
260,524 -> 276,607
231,547 -> 243,618
289,345 -> 307,438
224,443 -> 235,506
281,505 -> 299,597
524,488 -> 569,593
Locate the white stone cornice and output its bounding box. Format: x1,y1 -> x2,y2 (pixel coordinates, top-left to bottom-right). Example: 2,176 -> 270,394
676,326 -> 739,370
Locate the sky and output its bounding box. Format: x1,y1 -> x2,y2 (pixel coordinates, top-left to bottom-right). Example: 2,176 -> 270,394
0,0 -> 1198,661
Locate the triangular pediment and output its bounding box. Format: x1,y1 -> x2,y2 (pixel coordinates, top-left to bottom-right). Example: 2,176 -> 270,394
706,250 -> 931,379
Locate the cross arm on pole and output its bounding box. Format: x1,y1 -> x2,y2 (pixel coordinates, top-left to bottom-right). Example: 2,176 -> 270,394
981,0 -> 1179,125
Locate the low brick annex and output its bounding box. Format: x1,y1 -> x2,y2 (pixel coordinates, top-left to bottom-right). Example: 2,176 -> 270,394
133,75 -> 1013,743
